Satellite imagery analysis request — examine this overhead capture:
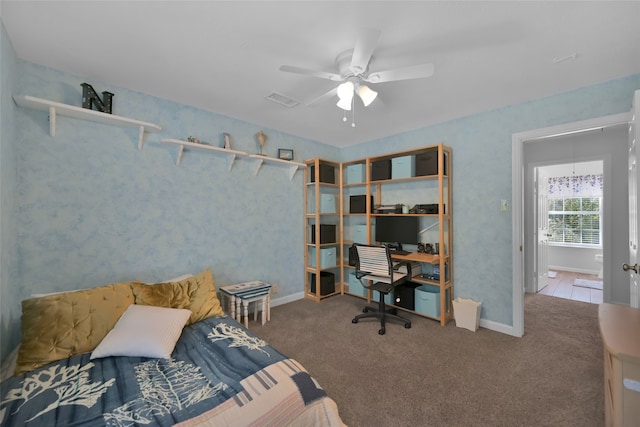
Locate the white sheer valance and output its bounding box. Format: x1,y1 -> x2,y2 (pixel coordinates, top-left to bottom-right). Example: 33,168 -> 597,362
548,174 -> 603,198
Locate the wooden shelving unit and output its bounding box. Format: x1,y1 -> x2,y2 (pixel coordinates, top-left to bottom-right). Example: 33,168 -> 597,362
339,144 -> 453,326
304,159 -> 341,302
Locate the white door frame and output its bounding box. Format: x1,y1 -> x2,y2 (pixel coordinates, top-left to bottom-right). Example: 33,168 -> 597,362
511,112 -> 630,337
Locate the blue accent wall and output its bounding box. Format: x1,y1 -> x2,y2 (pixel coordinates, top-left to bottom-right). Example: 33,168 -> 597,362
1,32 -> 338,359
0,21 -> 19,362
1,17 -> 639,360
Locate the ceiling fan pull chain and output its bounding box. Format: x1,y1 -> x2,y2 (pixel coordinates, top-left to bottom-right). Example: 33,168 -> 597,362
351,96 -> 356,127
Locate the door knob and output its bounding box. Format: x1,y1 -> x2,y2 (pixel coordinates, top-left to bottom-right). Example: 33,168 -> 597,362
623,263 -> 639,273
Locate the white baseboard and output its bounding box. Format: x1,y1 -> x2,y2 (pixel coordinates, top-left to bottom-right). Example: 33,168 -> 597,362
271,292 -> 304,307
269,292 -> 520,338
478,318 -> 519,336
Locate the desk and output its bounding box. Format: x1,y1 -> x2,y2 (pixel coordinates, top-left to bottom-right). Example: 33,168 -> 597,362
219,281 -> 272,327
390,251 -> 441,264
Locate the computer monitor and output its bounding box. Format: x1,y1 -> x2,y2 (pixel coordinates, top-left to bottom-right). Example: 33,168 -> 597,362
375,216 -> 419,246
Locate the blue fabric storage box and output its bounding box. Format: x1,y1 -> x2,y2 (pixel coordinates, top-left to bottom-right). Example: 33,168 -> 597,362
348,273 -> 367,296
392,155 -> 415,179
353,225 -> 368,244
309,246 -> 337,269
320,194 -> 336,213
347,164 -> 365,184
415,284 -> 441,318
309,194 -> 336,213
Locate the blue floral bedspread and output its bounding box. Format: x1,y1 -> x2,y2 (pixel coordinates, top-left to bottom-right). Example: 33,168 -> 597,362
0,316 -> 345,426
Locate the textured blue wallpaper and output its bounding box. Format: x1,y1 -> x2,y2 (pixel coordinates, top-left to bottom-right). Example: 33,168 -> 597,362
0,22 -> 19,361
2,59 -> 338,357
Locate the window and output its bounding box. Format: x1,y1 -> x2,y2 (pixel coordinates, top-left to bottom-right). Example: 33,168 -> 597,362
548,197 -> 601,246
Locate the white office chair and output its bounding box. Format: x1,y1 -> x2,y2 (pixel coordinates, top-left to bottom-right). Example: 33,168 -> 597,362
351,243 -> 412,335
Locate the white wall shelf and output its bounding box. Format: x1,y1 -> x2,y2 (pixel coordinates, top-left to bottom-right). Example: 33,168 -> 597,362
248,154 -> 307,180
160,138 -> 248,169
14,95 -> 162,148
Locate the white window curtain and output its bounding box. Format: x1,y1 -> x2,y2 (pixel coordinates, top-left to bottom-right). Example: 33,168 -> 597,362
548,174 -> 603,198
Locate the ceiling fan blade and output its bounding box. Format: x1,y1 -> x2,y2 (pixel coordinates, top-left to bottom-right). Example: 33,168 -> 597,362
364,63 -> 435,83
279,65 -> 343,82
350,28 -> 381,75
305,86 -> 338,107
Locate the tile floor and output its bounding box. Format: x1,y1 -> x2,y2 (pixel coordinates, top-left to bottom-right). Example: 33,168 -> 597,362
538,270 -> 603,304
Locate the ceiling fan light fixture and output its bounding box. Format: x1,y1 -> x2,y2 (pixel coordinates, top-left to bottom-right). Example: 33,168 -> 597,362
336,81 -> 355,110
357,84 -> 377,107
336,97 -> 352,111
337,81 -> 354,99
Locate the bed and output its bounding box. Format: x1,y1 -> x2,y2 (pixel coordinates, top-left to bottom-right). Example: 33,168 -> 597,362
0,270 -> 346,426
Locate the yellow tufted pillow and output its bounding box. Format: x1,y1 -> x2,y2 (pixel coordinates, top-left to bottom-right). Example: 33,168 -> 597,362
15,281 -> 135,375
130,269 -> 224,325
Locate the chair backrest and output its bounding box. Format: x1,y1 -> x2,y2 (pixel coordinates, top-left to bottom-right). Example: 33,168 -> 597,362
354,244 -> 406,285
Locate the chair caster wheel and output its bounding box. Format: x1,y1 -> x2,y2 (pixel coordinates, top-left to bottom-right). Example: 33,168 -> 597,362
352,319 -> 358,324
378,328 -> 385,335
363,307 -> 369,313
404,323 -> 411,329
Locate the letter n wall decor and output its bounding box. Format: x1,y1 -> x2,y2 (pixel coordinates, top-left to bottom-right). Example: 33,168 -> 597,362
81,83 -> 114,114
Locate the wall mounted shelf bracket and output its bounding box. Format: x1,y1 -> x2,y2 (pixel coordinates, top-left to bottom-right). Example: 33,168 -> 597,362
248,154 -> 306,180
160,138 -> 248,169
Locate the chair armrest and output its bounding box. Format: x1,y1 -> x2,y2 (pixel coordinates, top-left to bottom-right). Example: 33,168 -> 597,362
393,260 -> 412,274
355,271 -> 371,279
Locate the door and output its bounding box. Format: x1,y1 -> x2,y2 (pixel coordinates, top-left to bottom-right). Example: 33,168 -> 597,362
535,167 -> 550,292
627,90 -> 640,308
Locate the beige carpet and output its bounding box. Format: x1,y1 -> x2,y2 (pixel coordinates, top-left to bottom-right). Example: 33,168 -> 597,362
251,293 -> 603,427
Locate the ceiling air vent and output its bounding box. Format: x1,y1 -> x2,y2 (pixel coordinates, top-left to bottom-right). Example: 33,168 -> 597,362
265,92 -> 300,108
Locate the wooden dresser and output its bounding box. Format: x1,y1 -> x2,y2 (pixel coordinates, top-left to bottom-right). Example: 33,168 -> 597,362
598,303 -> 640,426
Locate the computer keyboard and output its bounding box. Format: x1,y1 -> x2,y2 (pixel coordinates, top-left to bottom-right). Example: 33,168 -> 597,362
390,249 -> 410,255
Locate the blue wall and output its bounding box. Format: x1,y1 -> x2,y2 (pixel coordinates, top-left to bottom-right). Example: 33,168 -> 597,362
0,22 -> 19,362
0,42 -> 339,359
1,16 -> 639,360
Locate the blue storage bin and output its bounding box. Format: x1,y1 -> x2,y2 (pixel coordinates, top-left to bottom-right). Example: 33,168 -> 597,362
308,193 -> 337,213
309,246 -> 337,269
392,155 -> 415,179
348,273 -> 367,296
353,225 -> 368,244
347,164 -> 365,184
415,284 -> 441,318
320,194 -> 336,213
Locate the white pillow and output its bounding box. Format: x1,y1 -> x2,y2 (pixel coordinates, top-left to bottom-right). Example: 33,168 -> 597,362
90,304 -> 191,360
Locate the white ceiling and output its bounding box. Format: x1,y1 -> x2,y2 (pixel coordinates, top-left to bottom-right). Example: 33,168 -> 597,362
1,1 -> 639,147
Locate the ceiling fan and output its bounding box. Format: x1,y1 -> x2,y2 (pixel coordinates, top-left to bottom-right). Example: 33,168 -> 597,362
279,28 -> 435,111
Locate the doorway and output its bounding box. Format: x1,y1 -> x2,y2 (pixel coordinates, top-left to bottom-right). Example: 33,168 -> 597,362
511,112 -> 630,337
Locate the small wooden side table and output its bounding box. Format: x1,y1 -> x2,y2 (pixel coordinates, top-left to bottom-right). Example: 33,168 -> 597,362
219,281 -> 272,327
